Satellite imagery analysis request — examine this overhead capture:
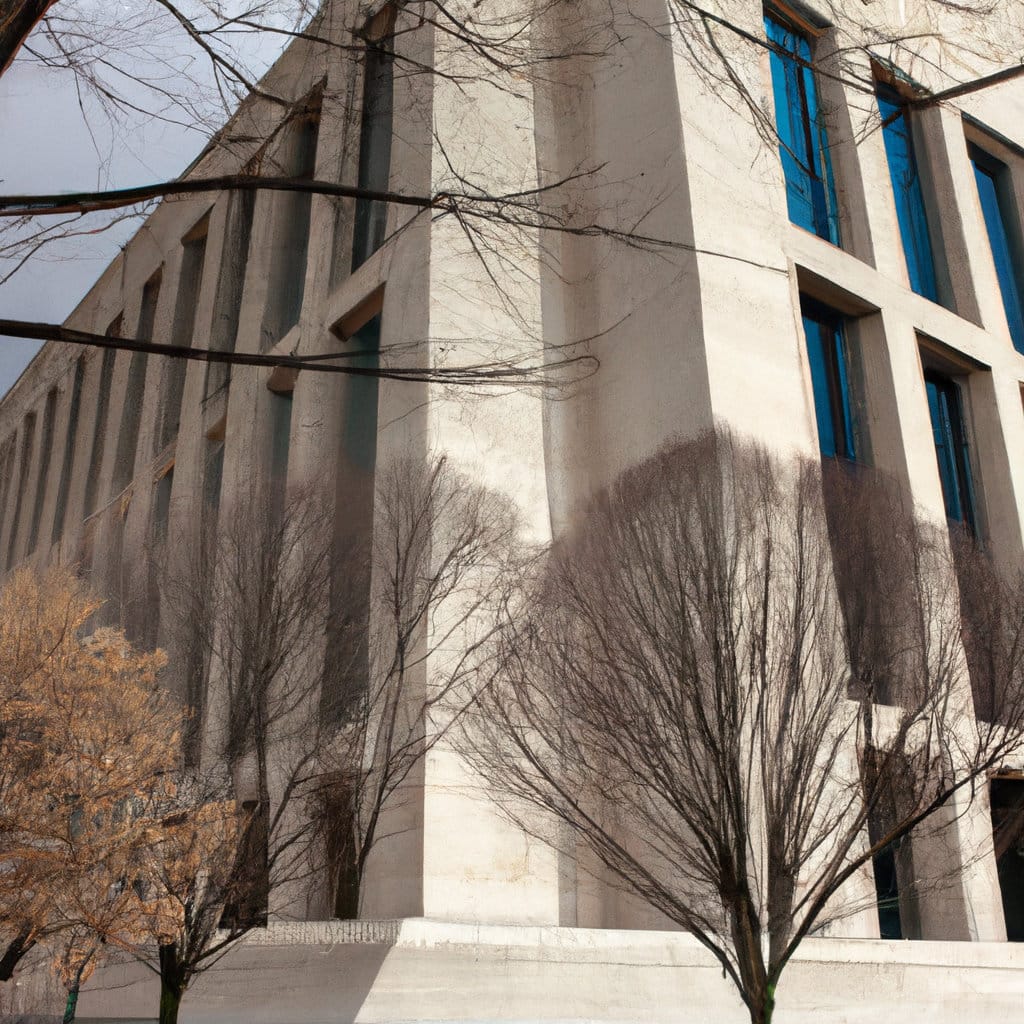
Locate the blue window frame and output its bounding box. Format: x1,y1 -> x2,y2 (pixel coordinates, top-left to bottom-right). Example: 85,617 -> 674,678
969,145 -> 1024,354
877,86 -> 940,303
765,10 -> 840,244
801,299 -> 857,460
924,370 -> 976,531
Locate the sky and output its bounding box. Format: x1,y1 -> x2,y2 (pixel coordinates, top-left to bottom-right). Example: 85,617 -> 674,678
0,1 -> 292,398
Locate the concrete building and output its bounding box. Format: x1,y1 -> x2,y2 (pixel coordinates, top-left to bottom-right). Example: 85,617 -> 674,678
2,0 -> 1024,1019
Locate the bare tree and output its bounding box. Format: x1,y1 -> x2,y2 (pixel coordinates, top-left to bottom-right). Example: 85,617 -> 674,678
466,430 -> 1024,1024
313,453 -> 519,914
136,452 -> 515,1023
2,0 -> 1020,334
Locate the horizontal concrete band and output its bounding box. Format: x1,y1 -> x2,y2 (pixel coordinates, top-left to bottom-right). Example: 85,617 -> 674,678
61,919 -> 1024,1024
242,917 -> 1024,968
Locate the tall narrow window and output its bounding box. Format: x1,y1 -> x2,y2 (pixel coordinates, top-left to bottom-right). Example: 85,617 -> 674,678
27,388 -> 58,554
268,390 -> 293,525
864,749 -> 921,940
969,145 -> 1024,353
924,369 -> 977,531
0,436 -> 16,546
158,218 -> 208,452
262,107 -> 320,348
153,465 -> 174,544
83,346 -> 117,516
322,312 -> 382,729
207,190 -> 255,396
351,8 -> 395,271
990,777 -> 1024,942
52,355 -> 86,544
877,86 -> 942,304
113,272 -> 160,494
800,299 -> 857,460
764,9 -> 840,244
204,438 -> 225,520
6,412 -> 35,569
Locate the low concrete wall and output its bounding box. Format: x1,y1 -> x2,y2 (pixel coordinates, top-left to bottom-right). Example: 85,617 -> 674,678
44,919 -> 1022,1023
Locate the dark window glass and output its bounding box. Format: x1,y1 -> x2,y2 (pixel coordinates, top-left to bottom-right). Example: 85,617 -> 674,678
268,390 -> 293,524
877,87 -> 941,303
6,412 -> 35,568
351,41 -> 395,270
322,314 -> 382,729
204,439 -> 224,519
864,748 -> 921,940
153,466 -> 174,544
991,777 -> 1024,942
52,356 -> 86,544
924,370 -> 976,531
207,190 -> 255,395
765,10 -> 840,244
263,115 -> 319,348
113,272 -> 160,494
969,146 -> 1024,353
27,388 -> 58,554
342,314 -> 381,471
0,436 -> 16,545
158,223 -> 208,452
801,300 -> 856,460
83,347 -> 117,516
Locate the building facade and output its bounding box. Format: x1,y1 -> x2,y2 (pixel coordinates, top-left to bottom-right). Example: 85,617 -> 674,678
3,0 -> 1024,1018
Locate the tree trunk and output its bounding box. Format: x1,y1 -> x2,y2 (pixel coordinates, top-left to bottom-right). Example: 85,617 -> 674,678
0,930 -> 36,981
748,984 -> 776,1024
157,944 -> 186,1024
0,0 -> 58,77
62,983 -> 80,1024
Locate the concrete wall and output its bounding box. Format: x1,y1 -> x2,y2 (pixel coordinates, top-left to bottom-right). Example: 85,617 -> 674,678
2,0 -> 1024,1013
56,919 -> 1024,1023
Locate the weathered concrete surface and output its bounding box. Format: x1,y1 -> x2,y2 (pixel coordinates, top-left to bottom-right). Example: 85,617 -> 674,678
61,919 -> 1024,1023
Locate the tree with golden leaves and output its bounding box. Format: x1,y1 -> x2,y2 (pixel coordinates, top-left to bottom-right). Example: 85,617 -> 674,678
0,567 -> 181,1011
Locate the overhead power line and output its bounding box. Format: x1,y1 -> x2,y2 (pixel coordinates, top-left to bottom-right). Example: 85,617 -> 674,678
0,319 -> 595,388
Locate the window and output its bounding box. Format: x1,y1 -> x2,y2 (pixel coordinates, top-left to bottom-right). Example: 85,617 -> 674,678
153,464 -> 174,544
863,748 -> 921,940
318,773 -> 359,919
341,313 -> 382,471
969,145 -> 1024,353
877,85 -> 943,304
157,217 -> 209,452
220,800 -> 269,930
113,271 -> 161,494
262,107 -> 320,349
765,8 -> 840,244
0,436 -> 16,546
268,388 -> 293,525
83,346 -> 117,516
204,438 -> 225,519
351,7 -> 396,270
207,190 -> 255,396
27,388 -> 58,554
322,310 -> 382,730
800,299 -> 857,460
51,356 -> 86,544
990,777 -> 1024,942
6,412 -> 35,569
924,369 -> 977,531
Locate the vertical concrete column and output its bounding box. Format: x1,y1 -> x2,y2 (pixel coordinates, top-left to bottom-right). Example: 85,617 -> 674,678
925,106 -> 1001,332
410,12 -> 561,925
867,310 -> 1008,938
